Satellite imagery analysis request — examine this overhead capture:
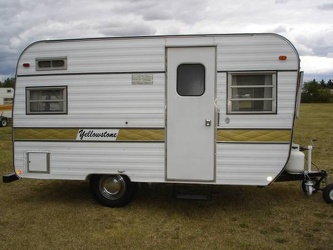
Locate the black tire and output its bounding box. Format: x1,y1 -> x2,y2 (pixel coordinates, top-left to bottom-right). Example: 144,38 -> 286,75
323,183 -> 333,204
90,174 -> 137,207
0,118 -> 7,127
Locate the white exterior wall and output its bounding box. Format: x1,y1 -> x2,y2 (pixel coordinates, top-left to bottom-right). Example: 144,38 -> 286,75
14,74 -> 165,127
0,88 -> 14,101
17,35 -> 298,76
17,38 -> 166,75
215,35 -> 298,71
0,110 -> 12,118
216,144 -> 290,186
14,142 -> 165,182
13,34 -> 300,185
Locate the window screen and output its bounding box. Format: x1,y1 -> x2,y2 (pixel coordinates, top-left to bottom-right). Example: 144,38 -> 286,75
228,73 -> 276,113
36,57 -> 67,71
26,86 -> 67,114
177,64 -> 205,96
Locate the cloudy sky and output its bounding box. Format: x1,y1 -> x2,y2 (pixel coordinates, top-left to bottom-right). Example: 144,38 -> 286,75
1,0 -> 333,82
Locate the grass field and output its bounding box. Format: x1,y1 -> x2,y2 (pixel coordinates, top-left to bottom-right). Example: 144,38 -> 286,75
1,104 -> 333,249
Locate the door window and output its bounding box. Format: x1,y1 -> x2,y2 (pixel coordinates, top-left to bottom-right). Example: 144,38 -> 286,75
177,64 -> 205,96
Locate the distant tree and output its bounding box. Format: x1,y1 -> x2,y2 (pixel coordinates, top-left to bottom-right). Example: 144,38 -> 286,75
318,88 -> 333,102
328,79 -> 333,89
0,77 -> 15,88
301,79 -> 333,103
301,79 -> 320,103
320,79 -> 326,88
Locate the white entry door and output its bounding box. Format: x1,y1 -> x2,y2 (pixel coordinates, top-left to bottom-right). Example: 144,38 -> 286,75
166,47 -> 216,181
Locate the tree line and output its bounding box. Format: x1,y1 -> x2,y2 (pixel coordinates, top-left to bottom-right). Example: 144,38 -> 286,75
301,79 -> 333,103
0,77 -> 15,88
1,77 -> 333,103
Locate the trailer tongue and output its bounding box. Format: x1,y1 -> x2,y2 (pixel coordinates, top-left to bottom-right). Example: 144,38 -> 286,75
276,141 -> 333,203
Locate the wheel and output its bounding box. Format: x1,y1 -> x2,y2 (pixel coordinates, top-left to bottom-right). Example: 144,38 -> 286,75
323,183 -> 333,204
90,174 -> 137,207
0,118 -> 7,127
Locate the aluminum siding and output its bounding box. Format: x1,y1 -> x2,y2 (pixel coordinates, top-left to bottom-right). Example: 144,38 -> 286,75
14,142 -> 165,182
215,35 -> 299,71
216,144 -> 290,185
17,38 -> 166,75
14,74 -> 165,127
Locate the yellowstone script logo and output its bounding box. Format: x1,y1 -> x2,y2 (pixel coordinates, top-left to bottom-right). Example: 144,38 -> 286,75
76,129 -> 119,141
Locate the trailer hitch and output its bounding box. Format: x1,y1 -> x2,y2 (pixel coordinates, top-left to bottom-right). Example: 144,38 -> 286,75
302,170 -> 328,195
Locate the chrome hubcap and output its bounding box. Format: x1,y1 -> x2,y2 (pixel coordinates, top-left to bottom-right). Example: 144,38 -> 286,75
99,175 -> 126,200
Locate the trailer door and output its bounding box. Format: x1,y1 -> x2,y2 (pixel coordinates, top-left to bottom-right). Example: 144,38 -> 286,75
166,47 -> 216,181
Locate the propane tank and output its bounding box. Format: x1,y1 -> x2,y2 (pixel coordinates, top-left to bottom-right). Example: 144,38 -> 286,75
285,144 -> 305,174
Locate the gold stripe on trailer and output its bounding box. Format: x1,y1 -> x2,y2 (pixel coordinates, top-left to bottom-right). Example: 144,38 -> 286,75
117,129 -> 164,141
216,129 -> 291,143
13,128 -> 165,141
14,128 -> 291,143
0,104 -> 13,111
14,128 -> 78,140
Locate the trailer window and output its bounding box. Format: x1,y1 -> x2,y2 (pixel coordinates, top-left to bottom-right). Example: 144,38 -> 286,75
26,86 -> 67,114
177,64 -> 205,96
4,98 -> 13,105
228,73 -> 276,113
36,57 -> 67,71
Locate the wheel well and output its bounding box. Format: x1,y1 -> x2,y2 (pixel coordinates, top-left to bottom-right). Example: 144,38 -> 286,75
86,173 -> 132,182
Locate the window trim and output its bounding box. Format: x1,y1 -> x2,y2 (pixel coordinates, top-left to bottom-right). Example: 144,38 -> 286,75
227,72 -> 277,114
26,86 -> 68,115
35,57 -> 68,71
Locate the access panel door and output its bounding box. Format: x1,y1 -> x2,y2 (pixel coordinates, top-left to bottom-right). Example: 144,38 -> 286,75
166,47 -> 216,181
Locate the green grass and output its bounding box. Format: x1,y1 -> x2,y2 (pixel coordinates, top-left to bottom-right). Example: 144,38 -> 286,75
1,104 -> 333,249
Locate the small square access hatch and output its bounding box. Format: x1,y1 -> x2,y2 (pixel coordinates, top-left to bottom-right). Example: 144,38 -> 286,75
27,152 -> 50,173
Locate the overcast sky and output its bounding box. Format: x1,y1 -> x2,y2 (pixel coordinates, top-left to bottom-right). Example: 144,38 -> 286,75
1,0 -> 333,82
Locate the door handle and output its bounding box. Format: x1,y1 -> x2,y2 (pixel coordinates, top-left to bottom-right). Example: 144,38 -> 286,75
205,119 -> 211,127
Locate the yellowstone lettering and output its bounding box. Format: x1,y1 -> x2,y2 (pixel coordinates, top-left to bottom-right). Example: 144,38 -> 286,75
76,129 -> 119,141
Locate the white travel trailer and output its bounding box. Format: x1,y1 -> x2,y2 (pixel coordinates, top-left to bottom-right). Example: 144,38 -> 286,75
3,34 -> 333,206
0,87 -> 14,127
